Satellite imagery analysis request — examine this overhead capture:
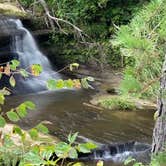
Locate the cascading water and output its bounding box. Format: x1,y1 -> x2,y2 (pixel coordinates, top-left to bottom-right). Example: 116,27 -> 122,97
0,17 -> 60,92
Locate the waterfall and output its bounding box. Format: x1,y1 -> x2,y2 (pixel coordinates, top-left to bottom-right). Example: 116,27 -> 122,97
0,18 -> 60,93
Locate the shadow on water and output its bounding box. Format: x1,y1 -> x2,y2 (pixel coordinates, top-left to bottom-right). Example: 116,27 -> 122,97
5,89 -> 154,166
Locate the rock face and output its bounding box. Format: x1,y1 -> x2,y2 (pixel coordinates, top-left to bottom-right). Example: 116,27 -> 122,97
0,16 -> 25,63
0,3 -> 26,17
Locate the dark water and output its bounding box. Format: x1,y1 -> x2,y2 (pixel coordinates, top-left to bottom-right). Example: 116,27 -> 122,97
5,89 -> 154,165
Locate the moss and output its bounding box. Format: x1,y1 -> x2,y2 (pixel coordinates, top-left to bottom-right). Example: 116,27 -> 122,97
0,3 -> 27,17
99,96 -> 136,110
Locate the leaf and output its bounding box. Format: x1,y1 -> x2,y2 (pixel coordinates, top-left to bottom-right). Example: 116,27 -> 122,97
35,123 -> 49,134
29,128 -> 38,140
9,76 -> 16,87
31,64 -> 42,76
68,148 -> 78,159
13,125 -> 23,136
77,142 -> 97,153
81,78 -> 89,89
55,79 -> 64,89
23,151 -> 43,165
77,144 -> 91,153
10,60 -> 20,70
64,79 -> 74,88
69,63 -> 79,71
55,142 -> 71,158
24,101 -> 36,110
0,115 -> 6,127
73,79 -> 81,89
68,132 -> 78,144
7,110 -> 20,122
16,107 -> 27,118
20,69 -> 29,78
86,76 -> 95,82
4,63 -> 10,76
46,79 -> 57,90
0,94 -> 5,105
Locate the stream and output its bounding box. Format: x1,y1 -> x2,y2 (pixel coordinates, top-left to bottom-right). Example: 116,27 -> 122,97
5,89 -> 154,166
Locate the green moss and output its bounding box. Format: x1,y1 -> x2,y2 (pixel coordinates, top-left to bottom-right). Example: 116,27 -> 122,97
99,96 -> 136,110
0,3 -> 27,17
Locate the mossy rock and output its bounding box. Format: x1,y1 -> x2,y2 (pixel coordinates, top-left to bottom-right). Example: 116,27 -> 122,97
90,94 -> 157,111
0,3 -> 27,17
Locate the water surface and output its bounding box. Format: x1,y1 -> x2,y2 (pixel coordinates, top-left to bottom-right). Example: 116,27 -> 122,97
5,90 -> 154,165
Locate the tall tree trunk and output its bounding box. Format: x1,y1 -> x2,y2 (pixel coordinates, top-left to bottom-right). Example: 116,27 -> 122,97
152,56 -> 166,154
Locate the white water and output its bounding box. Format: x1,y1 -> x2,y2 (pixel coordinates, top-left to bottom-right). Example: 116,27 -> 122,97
8,19 -> 60,92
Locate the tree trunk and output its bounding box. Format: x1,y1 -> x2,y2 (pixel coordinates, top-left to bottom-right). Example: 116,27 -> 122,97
152,56 -> 166,154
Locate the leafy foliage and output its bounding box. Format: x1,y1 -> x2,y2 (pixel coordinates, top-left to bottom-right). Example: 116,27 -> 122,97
0,59 -> 96,166
19,0 -> 148,68
113,0 -> 166,98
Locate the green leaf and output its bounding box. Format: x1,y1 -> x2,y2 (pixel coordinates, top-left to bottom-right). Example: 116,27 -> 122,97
77,142 -> 97,153
35,123 -> 49,134
10,60 -> 20,70
86,76 -> 95,82
0,94 -> 5,105
9,76 -> 16,87
64,79 -> 74,88
23,151 -> 43,165
0,115 -> 6,127
68,148 -> 78,159
68,132 -> 78,144
31,64 -> 43,76
13,126 -> 23,136
7,110 -> 20,122
55,79 -> 64,89
24,101 -> 36,110
16,107 -> 28,118
46,79 -> 57,90
69,63 -> 79,71
81,78 -> 89,89
55,142 -> 71,158
29,128 -> 38,140
20,69 -> 29,78
77,144 -> 91,153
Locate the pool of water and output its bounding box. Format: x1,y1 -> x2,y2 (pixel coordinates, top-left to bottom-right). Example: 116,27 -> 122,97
4,89 -> 154,165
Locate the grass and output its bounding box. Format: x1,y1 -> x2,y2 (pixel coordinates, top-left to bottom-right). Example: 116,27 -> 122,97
99,96 -> 136,111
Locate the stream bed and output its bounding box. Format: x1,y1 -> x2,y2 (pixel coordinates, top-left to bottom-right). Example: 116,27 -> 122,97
5,89 -> 154,166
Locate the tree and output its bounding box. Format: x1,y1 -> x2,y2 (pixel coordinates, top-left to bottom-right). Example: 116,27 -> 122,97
152,56 -> 166,154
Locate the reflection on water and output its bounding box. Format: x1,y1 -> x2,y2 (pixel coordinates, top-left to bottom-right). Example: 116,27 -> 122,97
5,89 -> 154,166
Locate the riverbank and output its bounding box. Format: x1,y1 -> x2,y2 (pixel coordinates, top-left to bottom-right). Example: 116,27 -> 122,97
68,65 -> 157,112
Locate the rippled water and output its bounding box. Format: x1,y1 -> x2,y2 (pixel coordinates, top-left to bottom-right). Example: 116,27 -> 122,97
5,89 -> 154,165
